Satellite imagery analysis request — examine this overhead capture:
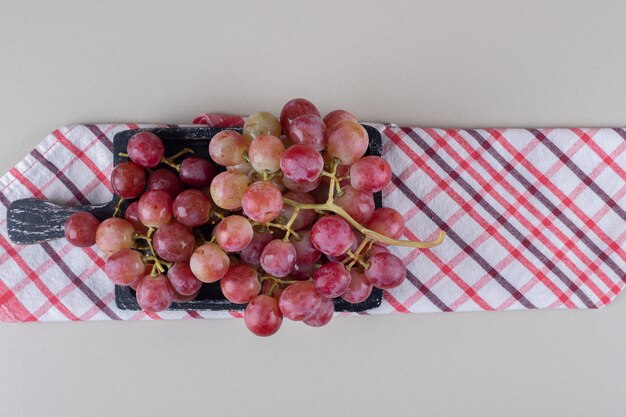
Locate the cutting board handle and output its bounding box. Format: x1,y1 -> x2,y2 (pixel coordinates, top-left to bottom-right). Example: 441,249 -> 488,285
7,198 -> 117,245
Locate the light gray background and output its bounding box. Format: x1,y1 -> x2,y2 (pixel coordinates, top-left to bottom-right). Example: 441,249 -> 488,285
1,1 -> 625,416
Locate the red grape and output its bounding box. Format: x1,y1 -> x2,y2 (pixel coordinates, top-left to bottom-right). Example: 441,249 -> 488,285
311,182 -> 331,203
228,254 -> 241,266
260,239 -> 297,278
303,296 -> 334,327
312,261 -> 351,298
167,261 -> 202,296
179,157 -> 216,188
310,215 -> 354,256
95,218 -> 135,255
226,161 -> 253,174
288,114 -> 326,150
65,211 -> 100,247
326,121 -> 369,166
341,270 -> 373,303
365,252 -> 406,289
281,175 -> 321,193
290,230 -> 321,266
323,109 -> 357,130
369,245 -> 390,256
248,170 -> 287,193
104,248 -> 145,286
279,281 -> 321,321
326,234 -> 359,263
135,274 -> 174,312
127,131 -> 164,168
334,185 -> 375,224
280,144 -> 324,183
130,263 -> 153,291
243,111 -> 281,142
189,243 -> 230,283
152,222 -> 195,262
220,264 -> 261,304
350,156 -> 392,193
367,208 -> 405,241
291,263 -> 316,280
239,229 -> 273,266
173,289 -> 200,303
280,98 -> 320,135
261,279 -> 286,298
280,135 -> 295,150
209,171 -> 249,210
124,201 -> 148,234
244,294 -> 283,337
214,215 -> 254,252
270,175 -> 287,193
279,191 -> 317,231
173,189 -> 212,227
111,161 -> 146,199
147,169 -> 184,198
137,190 -> 173,227
248,135 -> 284,173
241,181 -> 283,223
209,130 -> 248,166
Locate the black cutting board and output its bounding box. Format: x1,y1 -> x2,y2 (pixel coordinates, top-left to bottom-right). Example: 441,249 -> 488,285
7,125 -> 384,312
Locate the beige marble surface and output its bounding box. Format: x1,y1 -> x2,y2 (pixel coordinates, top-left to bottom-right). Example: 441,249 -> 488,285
1,1 -> 625,416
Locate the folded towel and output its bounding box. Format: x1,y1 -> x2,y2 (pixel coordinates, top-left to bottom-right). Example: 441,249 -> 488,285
0,117 -> 623,322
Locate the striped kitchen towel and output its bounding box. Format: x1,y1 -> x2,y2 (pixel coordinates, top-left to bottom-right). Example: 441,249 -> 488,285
0,115 -> 623,321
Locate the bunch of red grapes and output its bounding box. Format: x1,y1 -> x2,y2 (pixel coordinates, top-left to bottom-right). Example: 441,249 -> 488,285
64,98 -> 443,336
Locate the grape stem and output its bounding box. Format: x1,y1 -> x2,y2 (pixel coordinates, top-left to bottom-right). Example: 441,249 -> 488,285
281,207 -> 300,241
144,256 -> 172,269
250,220 -> 301,240
284,197 -> 445,248
160,147 -> 194,171
342,237 -> 372,270
259,275 -> 310,286
112,197 -> 125,218
267,281 -> 279,297
135,227 -> 167,276
282,157 -> 446,249
194,229 -> 210,245
322,160 -> 340,203
209,209 -> 225,224
249,169 -> 281,182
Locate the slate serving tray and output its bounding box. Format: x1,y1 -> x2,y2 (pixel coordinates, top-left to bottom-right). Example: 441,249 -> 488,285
8,125 -> 384,312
